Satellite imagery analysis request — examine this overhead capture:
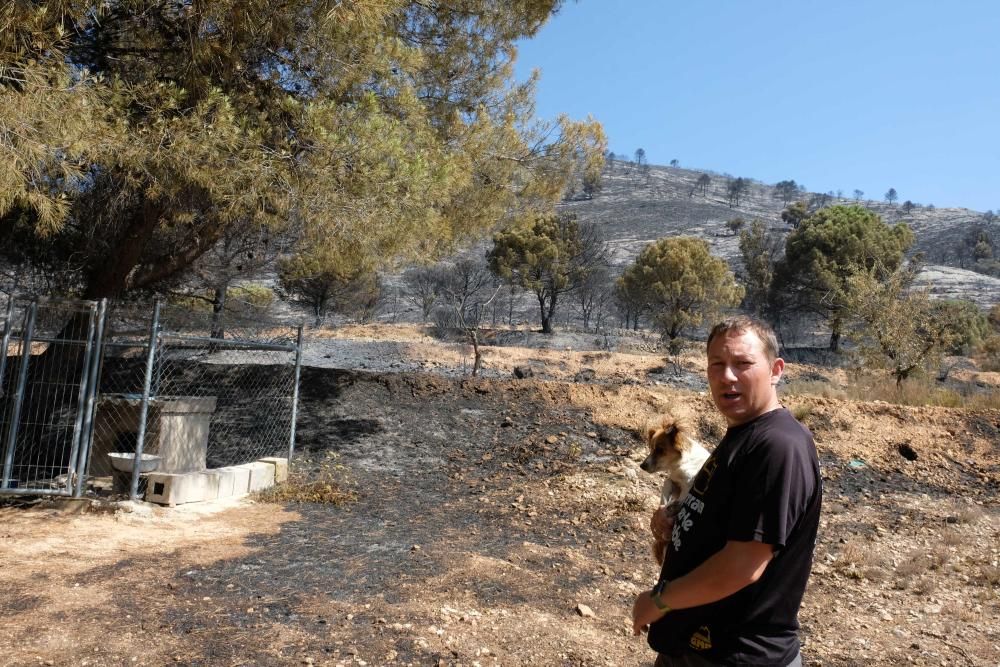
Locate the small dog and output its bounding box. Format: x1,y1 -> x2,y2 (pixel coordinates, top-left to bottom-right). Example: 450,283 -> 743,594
639,414 -> 710,564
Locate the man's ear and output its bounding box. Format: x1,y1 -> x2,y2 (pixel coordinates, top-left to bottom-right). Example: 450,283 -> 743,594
770,357 -> 785,385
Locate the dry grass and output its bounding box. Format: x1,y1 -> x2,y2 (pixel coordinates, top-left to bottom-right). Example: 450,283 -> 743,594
836,542 -> 888,581
912,576 -> 936,595
927,545 -> 953,571
615,489 -> 651,514
979,564 -> 1000,587
956,505 -> 986,525
783,379 -> 848,401
833,374 -> 1000,409
893,549 -> 932,589
790,403 -> 813,422
255,452 -> 357,505
941,528 -> 966,547
943,600 -> 979,623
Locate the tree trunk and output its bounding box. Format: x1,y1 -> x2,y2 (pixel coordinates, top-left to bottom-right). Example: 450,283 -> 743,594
469,328 -> 482,377
42,199 -> 163,369
538,293 -> 551,334
82,200 -> 163,301
210,283 -> 228,341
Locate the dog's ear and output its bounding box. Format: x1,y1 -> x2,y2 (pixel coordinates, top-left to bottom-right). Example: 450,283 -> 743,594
651,424 -> 679,451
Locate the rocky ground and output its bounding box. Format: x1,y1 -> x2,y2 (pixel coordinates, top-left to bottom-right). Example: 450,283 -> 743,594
1,325 -> 999,667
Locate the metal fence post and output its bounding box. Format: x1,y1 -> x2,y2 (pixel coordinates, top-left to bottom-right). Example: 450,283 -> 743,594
65,301 -> 98,495
75,299 -> 108,498
2,300 -> 37,489
287,323 -> 304,463
0,298 -> 15,399
130,299 -> 162,500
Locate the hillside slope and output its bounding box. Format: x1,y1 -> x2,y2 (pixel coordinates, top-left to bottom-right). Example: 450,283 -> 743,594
558,163 -> 1000,308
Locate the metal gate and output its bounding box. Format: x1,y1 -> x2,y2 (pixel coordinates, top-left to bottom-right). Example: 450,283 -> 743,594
0,297 -> 106,497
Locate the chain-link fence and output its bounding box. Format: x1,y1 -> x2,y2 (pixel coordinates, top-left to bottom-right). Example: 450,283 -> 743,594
1,296 -> 303,500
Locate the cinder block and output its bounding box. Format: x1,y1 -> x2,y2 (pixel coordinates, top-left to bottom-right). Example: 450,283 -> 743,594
144,471 -> 220,506
215,466 -> 251,498
259,457 -> 289,483
236,461 -> 275,492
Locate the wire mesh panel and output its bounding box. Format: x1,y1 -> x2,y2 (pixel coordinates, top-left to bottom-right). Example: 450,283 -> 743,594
0,298 -> 101,495
152,304 -> 299,469
86,302 -> 159,480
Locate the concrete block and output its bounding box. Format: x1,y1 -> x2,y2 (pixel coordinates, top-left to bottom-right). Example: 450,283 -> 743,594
259,457 -> 289,483
145,471 -> 220,506
236,461 -> 275,492
199,470 -> 222,501
155,396 -> 217,473
215,466 -> 251,498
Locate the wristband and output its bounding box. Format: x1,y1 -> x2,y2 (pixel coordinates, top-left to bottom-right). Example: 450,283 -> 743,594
650,587 -> 672,613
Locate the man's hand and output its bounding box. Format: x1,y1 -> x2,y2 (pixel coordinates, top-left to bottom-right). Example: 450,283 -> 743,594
632,589 -> 667,636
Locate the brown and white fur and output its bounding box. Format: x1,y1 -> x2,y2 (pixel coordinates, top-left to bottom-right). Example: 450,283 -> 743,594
639,414 -> 710,564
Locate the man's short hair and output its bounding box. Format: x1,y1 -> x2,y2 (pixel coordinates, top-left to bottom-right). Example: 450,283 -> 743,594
706,316 -> 780,362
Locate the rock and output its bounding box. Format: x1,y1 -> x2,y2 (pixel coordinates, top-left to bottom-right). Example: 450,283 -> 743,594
576,603 -> 596,618
545,435 -> 559,444
898,442 -> 919,461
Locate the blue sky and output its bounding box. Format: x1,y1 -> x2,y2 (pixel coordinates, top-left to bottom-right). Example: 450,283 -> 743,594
514,1 -> 1000,212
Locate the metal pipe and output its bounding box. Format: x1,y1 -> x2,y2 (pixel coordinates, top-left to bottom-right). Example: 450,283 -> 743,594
129,299 -> 161,500
0,485 -> 91,497
18,296 -> 99,307
0,298 -> 15,399
156,334 -> 297,352
287,324 -> 304,462
65,302 -> 98,495
2,301 -> 37,489
75,299 -> 108,498
8,334 -> 114,347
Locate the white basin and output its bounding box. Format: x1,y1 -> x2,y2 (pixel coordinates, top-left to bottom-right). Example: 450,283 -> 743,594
107,452 -> 162,473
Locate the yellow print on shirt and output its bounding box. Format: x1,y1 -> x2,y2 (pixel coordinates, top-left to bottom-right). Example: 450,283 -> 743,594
691,455 -> 717,496
689,625 -> 713,651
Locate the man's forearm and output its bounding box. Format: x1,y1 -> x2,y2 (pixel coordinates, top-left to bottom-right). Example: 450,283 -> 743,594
660,540 -> 773,611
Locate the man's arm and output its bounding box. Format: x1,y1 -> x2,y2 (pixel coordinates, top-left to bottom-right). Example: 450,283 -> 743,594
632,539 -> 774,635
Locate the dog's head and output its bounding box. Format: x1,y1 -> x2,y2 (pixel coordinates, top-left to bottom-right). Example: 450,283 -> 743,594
639,414 -> 694,473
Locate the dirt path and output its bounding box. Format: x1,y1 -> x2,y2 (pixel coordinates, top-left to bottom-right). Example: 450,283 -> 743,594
2,368 -> 999,666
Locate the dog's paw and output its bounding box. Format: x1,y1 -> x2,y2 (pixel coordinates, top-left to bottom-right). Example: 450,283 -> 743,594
652,538 -> 668,566
662,500 -> 683,517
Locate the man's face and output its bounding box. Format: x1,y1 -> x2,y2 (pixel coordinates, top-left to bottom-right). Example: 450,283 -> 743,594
707,329 -> 784,427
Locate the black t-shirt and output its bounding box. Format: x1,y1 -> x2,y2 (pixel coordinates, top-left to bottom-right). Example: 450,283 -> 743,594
647,408 -> 822,665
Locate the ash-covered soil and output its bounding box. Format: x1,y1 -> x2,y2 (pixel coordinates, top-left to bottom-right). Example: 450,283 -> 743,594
1,330 -> 999,667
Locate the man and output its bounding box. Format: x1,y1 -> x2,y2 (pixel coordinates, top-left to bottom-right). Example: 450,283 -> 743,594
632,316 -> 822,666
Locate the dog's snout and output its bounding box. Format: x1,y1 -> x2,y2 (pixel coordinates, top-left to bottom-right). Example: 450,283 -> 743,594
640,456 -> 653,472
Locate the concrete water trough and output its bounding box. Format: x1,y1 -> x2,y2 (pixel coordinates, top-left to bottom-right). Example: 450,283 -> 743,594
91,395 -> 217,477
